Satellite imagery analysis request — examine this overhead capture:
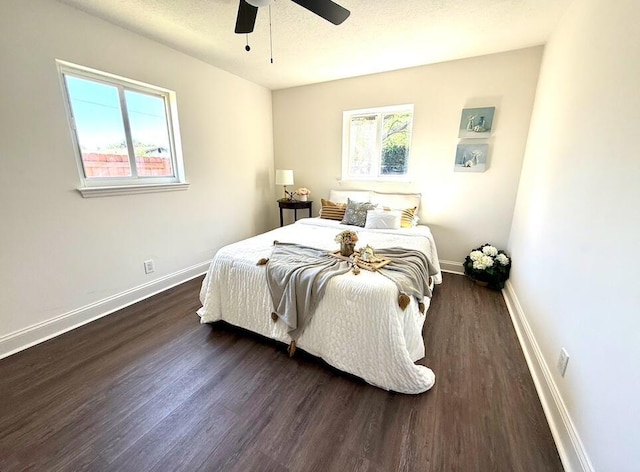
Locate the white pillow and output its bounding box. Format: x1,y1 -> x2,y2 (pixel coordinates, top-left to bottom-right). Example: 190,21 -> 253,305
364,210 -> 401,229
329,189 -> 372,204
371,192 -> 421,213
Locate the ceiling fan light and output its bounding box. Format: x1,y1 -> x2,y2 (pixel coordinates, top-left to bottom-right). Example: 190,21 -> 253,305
246,0 -> 274,7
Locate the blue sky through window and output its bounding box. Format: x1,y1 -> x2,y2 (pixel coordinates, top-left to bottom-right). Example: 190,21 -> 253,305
66,76 -> 125,152
65,75 -> 170,154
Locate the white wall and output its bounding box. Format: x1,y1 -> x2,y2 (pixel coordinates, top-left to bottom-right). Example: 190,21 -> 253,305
272,48 -> 542,265
0,0 -> 273,350
508,0 -> 640,470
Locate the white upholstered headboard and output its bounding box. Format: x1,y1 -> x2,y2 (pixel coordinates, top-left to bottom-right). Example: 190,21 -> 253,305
328,190 -> 421,212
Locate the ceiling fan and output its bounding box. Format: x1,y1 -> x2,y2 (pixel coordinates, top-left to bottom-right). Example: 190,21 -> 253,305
235,0 -> 350,34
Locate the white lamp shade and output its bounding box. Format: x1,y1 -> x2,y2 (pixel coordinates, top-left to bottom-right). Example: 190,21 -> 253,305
275,169 -> 294,186
246,0 -> 274,7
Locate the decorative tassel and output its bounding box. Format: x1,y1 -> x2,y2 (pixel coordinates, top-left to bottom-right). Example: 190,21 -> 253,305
288,340 -> 297,357
257,257 -> 269,266
271,312 -> 278,322
418,302 -> 425,314
398,293 -> 411,310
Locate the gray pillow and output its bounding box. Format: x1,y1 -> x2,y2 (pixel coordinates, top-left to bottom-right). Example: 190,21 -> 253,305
341,198 -> 376,227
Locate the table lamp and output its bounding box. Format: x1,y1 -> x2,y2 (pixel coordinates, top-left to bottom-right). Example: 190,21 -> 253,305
275,169 -> 294,200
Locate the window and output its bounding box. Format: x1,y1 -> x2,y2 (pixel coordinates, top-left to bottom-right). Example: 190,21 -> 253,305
342,104 -> 414,181
57,61 -> 187,197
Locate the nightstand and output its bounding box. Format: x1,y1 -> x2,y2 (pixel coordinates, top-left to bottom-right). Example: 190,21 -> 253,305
278,200 -> 313,227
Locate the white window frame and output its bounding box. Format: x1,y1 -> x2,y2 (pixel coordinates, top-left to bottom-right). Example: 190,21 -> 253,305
56,60 -> 188,197
341,104 -> 414,182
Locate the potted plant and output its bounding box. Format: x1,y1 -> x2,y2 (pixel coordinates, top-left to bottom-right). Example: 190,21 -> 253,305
335,230 -> 358,257
463,244 -> 511,290
295,187 -> 311,201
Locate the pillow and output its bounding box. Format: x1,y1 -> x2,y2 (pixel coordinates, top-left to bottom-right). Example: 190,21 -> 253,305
320,198 -> 347,221
341,199 -> 376,227
371,192 -> 421,213
365,210 -> 401,229
329,189 -> 372,205
376,205 -> 419,228
399,207 -> 418,228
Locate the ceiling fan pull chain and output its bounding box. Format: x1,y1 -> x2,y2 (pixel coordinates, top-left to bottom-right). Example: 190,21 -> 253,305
245,33 -> 251,52
269,3 -> 274,64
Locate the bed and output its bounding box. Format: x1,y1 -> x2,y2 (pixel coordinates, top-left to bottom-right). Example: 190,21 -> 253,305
197,191 -> 442,394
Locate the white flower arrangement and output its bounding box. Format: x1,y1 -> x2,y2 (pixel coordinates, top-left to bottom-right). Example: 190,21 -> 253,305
495,253 -> 510,266
469,250 -> 483,261
463,243 -> 511,289
292,187 -> 310,201
482,245 -> 498,257
472,254 -> 494,270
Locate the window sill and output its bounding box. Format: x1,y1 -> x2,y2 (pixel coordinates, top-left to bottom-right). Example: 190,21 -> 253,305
338,178 -> 413,184
77,182 -> 190,198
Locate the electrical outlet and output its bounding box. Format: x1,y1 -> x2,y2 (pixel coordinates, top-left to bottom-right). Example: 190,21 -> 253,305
144,259 -> 155,274
557,348 -> 569,377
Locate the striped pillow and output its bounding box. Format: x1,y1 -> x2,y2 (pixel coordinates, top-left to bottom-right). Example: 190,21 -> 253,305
320,198 -> 347,221
400,207 -> 418,228
380,206 -> 418,228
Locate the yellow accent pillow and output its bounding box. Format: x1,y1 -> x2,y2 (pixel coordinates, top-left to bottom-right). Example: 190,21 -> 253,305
379,206 -> 418,228
400,207 -> 418,228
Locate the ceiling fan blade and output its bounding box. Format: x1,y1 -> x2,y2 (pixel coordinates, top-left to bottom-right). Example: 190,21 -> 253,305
235,0 -> 258,34
291,0 -> 350,25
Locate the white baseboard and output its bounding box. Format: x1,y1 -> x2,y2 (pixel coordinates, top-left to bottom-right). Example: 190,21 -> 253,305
502,281 -> 594,472
439,259 -> 464,275
0,261 -> 210,360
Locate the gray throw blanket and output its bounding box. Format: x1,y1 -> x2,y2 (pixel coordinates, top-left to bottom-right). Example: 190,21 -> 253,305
263,242 -> 439,342
265,242 -> 351,341
376,247 -> 439,306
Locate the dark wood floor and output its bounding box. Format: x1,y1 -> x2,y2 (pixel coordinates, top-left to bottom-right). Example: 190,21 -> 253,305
0,273 -> 563,472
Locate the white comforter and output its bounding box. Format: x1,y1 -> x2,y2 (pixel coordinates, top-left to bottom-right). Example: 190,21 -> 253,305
197,218 -> 442,394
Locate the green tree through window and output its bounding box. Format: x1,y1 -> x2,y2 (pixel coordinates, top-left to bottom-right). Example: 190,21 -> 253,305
343,105 -> 414,180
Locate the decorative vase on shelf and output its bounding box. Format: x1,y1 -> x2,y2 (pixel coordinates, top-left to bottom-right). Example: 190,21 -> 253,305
467,117 -> 474,131
340,243 -> 355,257
299,195 -> 308,201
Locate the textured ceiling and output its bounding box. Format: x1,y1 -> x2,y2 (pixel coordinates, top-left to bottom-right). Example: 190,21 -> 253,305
56,0 -> 571,90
